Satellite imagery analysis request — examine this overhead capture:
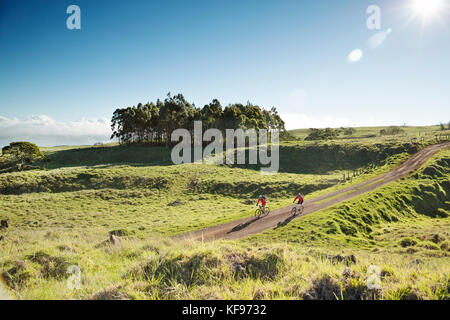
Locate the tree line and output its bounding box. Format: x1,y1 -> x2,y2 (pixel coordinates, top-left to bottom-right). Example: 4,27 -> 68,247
110,93 -> 286,147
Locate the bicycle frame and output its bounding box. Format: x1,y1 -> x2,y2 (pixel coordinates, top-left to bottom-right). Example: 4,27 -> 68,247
256,205 -> 269,218
292,203 -> 304,215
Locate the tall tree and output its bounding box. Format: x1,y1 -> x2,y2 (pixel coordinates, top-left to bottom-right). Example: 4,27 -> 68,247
159,93 -> 196,148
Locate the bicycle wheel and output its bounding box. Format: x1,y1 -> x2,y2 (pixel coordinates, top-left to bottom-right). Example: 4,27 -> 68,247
291,207 -> 297,216
263,207 -> 270,217
298,205 -> 304,214
255,208 -> 262,218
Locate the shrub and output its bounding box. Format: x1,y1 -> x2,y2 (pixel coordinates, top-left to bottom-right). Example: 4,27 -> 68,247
1,261 -> 36,289
380,127 -> 405,136
399,237 -> 419,248
132,252 -> 222,286
439,241 -> 450,252
109,229 -> 132,237
90,285 -> 130,300
342,127 -> 356,136
26,251 -> 73,279
228,251 -> 285,280
339,224 -> 358,236
305,128 -> 340,141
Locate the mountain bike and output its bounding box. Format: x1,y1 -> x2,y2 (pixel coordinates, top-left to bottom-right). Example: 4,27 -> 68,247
291,203 -> 304,216
255,205 -> 270,218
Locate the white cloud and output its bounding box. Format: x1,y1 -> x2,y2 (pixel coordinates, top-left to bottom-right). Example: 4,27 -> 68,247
0,115 -> 112,147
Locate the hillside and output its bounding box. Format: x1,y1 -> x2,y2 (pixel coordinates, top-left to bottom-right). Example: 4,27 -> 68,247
0,127 -> 449,300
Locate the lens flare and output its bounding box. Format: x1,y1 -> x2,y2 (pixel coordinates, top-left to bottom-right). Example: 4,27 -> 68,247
367,28 -> 393,49
347,49 -> 363,63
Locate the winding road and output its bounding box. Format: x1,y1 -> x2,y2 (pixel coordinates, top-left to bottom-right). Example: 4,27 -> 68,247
178,142 -> 450,241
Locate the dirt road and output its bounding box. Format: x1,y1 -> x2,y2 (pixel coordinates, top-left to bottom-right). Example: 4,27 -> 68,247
178,142 -> 450,241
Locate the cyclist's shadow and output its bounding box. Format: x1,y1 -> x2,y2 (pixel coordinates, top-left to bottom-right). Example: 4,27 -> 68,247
274,214 -> 297,229
227,217 -> 260,234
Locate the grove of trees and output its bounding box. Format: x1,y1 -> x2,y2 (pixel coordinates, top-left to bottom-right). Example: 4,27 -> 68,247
111,93 -> 286,146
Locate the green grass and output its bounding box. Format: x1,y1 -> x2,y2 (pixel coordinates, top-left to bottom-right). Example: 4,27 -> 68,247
0,130 -> 449,300
0,163 -> 345,239
1,233 -> 448,299
289,125 -> 444,141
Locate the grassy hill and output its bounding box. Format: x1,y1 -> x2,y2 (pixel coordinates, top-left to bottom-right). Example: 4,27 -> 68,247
0,125 -> 449,299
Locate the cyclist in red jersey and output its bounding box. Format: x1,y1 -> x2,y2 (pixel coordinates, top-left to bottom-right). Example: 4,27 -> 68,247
256,195 -> 267,209
293,193 -> 304,205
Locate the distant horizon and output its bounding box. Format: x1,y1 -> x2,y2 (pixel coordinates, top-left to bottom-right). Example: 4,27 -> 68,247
1,0 -> 449,147
1,120 -> 445,149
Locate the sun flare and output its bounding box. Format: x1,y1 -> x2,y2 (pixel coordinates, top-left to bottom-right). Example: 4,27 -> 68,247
412,0 -> 443,18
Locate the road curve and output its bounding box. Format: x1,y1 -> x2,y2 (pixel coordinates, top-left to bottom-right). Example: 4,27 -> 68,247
177,142 -> 450,241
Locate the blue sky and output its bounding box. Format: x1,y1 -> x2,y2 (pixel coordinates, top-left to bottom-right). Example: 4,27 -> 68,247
0,0 -> 449,146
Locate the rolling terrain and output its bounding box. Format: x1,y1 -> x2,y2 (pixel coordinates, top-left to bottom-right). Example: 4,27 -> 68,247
0,126 -> 449,300
181,142 -> 450,241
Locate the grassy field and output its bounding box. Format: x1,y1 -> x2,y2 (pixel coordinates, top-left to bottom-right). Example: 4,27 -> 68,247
0,125 -> 449,299
289,125 -> 445,141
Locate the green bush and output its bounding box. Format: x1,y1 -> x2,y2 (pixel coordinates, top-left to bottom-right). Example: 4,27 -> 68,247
305,128 -> 340,141
380,126 -> 405,136
399,237 -> 418,248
